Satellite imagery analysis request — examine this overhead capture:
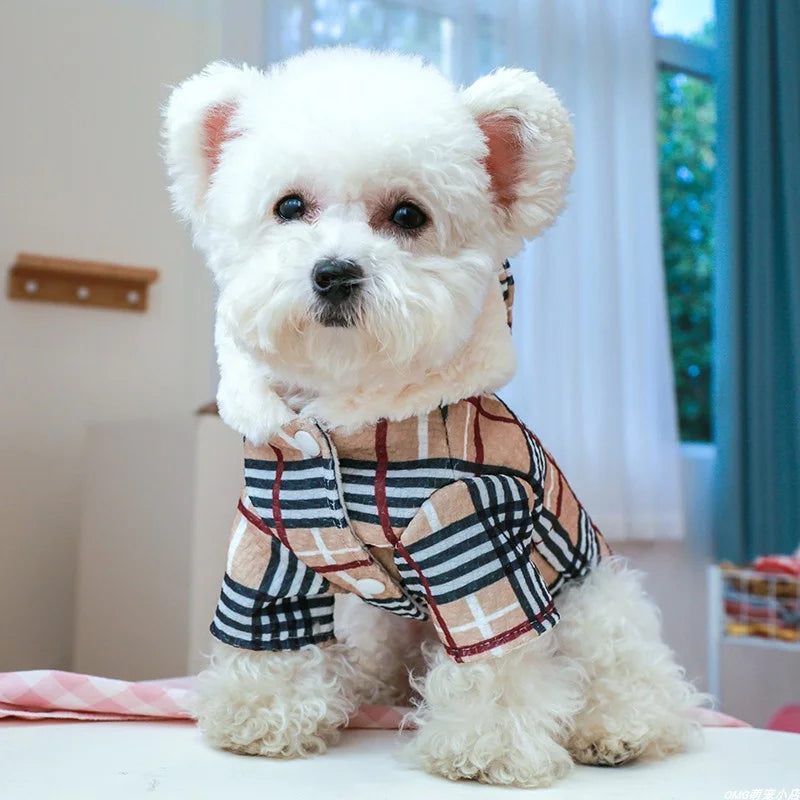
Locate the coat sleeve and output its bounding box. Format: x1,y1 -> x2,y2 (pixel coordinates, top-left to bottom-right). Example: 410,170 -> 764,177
524,430 -> 613,592
394,475 -> 559,664
210,492 -> 336,651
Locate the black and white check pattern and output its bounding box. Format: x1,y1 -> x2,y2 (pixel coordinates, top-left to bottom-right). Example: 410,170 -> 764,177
211,389 -> 607,661
395,474 -> 554,632
517,425 -> 598,593
340,456 -> 471,530
244,457 -> 344,530
499,260 -> 514,329
361,594 -> 429,619
211,534 -> 335,651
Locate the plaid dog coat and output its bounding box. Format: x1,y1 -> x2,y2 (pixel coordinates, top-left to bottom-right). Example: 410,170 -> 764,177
211,393 -> 610,663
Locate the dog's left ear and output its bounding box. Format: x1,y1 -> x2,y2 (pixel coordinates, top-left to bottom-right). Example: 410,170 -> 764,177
462,68 -> 574,240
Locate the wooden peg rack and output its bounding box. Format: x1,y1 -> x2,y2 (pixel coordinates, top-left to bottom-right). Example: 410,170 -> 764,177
7,253 -> 159,313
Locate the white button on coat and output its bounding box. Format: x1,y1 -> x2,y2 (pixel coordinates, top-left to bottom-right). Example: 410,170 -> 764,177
355,578 -> 385,597
293,430 -> 321,458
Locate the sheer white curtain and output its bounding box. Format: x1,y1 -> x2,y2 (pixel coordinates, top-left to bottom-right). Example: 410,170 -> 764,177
222,0 -> 684,541
501,1 -> 685,541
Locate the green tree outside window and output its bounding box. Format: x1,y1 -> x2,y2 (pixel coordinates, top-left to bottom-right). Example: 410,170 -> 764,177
656,22 -> 716,441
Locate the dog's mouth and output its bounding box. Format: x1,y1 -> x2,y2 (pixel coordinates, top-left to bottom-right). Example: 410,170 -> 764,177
314,301 -> 361,328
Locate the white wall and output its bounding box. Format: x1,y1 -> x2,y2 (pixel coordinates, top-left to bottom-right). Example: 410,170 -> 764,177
73,416 -> 242,681
0,0 -> 221,670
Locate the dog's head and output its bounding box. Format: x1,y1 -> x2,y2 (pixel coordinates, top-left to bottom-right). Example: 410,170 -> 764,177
164,48 -> 573,413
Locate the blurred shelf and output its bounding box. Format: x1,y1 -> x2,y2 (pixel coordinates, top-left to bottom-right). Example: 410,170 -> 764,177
708,564 -> 800,703
7,252 -> 159,312
720,635 -> 800,653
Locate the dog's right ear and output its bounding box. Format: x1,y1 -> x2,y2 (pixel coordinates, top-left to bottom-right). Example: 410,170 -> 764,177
163,62 -> 261,226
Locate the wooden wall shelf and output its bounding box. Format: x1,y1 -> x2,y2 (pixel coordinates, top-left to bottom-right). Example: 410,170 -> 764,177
7,253 -> 159,312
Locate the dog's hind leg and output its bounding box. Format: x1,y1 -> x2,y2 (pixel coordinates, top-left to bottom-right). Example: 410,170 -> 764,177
554,558 -> 705,766
334,594 -> 433,705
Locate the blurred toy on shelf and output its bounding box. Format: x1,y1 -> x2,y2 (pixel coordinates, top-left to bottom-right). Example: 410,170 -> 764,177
720,551 -> 800,644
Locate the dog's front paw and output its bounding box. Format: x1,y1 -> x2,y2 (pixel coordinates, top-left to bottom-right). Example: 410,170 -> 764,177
216,375 -> 293,446
194,642 -> 358,758
196,691 -> 337,757
409,717 -> 573,788
569,737 -> 641,767
406,638 -> 582,788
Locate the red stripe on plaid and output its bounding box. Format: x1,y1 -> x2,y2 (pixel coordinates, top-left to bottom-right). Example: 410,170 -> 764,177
237,498 -> 274,535
472,397 -> 532,458
374,419 -> 398,546
444,600 -> 556,659
270,445 -> 288,546
555,469 -> 564,518
394,539 -> 462,660
489,395 -> 611,550
472,399 -> 485,464
470,398 -> 518,425
314,559 -> 373,573
377,422 -> 461,656
529,427 -> 611,551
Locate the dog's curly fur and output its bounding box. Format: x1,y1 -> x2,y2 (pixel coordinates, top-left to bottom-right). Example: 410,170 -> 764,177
193,643 -> 359,757
404,627 -> 584,787
164,47 -> 702,787
555,560 -> 704,766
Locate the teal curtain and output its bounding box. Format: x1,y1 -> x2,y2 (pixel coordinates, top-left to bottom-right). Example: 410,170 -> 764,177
714,0 -> 800,562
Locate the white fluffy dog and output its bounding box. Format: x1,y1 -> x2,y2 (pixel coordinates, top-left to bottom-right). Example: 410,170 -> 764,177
163,48 -> 701,788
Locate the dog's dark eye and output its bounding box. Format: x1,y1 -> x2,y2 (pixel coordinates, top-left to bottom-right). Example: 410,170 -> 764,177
275,194 -> 306,221
390,202 -> 427,231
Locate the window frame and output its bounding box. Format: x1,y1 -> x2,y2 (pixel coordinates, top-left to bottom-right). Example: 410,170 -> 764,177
655,35 -> 714,80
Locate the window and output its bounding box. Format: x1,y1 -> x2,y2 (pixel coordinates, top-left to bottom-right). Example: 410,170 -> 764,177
652,0 -> 716,442
266,0 -> 508,81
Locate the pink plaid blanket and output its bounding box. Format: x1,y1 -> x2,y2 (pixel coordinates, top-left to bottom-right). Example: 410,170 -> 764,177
0,670 -> 748,729
0,670 -> 408,728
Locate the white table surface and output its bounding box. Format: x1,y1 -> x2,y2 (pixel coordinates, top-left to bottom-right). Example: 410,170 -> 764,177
1,721 -> 798,800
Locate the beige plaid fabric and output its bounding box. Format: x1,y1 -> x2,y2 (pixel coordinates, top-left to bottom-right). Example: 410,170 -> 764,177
212,393 -> 610,663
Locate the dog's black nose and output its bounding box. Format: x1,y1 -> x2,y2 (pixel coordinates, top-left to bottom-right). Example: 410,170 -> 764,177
312,259 -> 363,305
